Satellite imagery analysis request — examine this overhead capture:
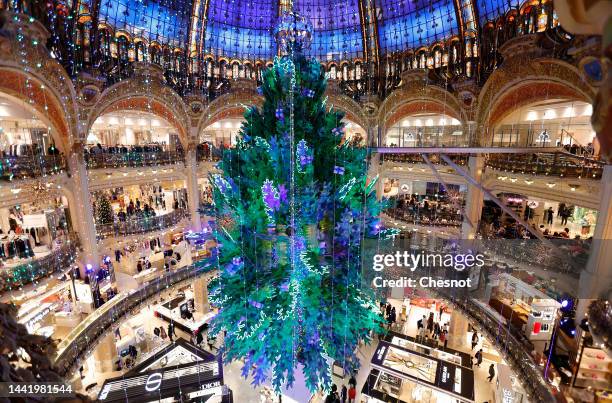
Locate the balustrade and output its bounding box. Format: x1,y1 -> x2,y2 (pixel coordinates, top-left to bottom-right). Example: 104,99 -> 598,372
96,209 -> 188,239
0,154 -> 66,181
486,152 -> 604,179
0,235 -> 78,292
53,259 -> 216,377
84,150 -> 184,169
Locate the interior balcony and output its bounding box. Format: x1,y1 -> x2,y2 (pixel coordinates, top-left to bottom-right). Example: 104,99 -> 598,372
84,146 -> 185,170
95,208 -> 189,240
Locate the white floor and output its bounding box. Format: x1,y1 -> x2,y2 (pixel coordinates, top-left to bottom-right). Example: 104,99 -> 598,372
74,294 -> 514,403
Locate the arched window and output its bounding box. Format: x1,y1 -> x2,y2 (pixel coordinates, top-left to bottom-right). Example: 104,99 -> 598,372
342,64 -> 348,81
433,48 -> 442,68
355,62 -> 362,80
330,64 -> 337,80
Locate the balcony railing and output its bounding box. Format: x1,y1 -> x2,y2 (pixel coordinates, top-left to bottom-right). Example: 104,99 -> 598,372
96,209 -> 188,239
53,259 -> 216,377
84,150 -> 185,169
441,294 -> 559,402
486,152 -> 605,179
381,153 -> 469,166
490,123 -> 589,149
0,235 -> 78,292
0,154 -> 66,181
385,125 -> 476,148
196,144 -> 222,162
385,208 -> 463,227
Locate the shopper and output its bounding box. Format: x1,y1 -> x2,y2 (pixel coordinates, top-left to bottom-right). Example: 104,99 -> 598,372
348,373 -> 356,389
341,384 -> 347,403
471,331 -> 479,350
416,315 -> 425,341
348,384 -> 356,403
439,330 -> 446,349
168,322 -> 176,342
487,364 -> 496,382
325,384 -> 340,403
159,326 -> 167,339
433,322 -> 441,340
474,349 -> 483,367
439,305 -> 444,320
560,207 -> 570,225
427,312 -> 434,337
546,207 -> 554,225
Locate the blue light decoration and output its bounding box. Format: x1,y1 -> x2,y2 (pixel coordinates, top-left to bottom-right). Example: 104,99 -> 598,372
98,0 -> 192,45
477,0 -> 512,24
377,0 -> 459,52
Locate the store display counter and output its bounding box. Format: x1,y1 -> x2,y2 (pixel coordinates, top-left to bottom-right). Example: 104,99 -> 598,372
383,331 -> 471,368
366,341 -> 475,402
154,294 -> 216,335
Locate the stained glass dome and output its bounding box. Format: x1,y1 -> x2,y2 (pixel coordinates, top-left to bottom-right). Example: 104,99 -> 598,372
95,0 -> 519,62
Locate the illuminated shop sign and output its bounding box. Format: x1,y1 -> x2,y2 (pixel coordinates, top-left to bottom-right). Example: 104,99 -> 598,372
98,339 -> 227,402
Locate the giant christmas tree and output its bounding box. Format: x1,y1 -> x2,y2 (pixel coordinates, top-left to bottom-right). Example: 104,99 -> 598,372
209,11 -> 390,393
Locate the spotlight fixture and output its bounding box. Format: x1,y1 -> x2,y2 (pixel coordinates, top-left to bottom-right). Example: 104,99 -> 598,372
524,179 -> 534,185
546,182 -> 556,188
509,177 -> 518,183
498,175 -> 507,181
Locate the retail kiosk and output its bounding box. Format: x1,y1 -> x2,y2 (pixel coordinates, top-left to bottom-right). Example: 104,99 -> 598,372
362,340 -> 475,403
98,338 -> 232,402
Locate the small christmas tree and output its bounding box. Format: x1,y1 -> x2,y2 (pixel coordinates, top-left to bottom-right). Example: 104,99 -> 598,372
96,195 -> 114,224
208,11 -> 390,392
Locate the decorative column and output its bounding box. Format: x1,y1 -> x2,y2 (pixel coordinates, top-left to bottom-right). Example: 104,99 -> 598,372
66,142 -> 99,277
92,331 -> 118,374
576,165 -> 612,320
448,308 -> 469,349
193,275 -> 210,314
461,155 -> 485,239
185,142 -> 202,232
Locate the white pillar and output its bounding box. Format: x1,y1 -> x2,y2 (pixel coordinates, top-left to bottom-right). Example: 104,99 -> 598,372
576,165 -> 612,321
185,147 -> 202,232
461,155 -> 485,239
193,276 -> 210,314
66,145 -> 99,278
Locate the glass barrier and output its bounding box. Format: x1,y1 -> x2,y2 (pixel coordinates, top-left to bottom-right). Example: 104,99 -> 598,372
84,151 -> 185,169
0,236 -> 78,292
486,153 -> 604,179
96,209 -> 188,239
0,154 -> 66,181
53,259 -> 216,377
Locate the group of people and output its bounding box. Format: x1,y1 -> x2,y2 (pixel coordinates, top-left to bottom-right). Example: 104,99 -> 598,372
382,302 -> 398,329
324,374 -> 357,403
388,194 -> 463,227
562,142 -> 595,157
416,311 -> 449,349
545,203 -> 573,226
84,142 -> 172,156
471,331 -> 496,382
153,321 -> 178,342
117,198 -> 159,221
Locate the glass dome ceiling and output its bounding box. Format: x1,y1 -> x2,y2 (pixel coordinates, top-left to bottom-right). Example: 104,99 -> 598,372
97,0 -> 517,61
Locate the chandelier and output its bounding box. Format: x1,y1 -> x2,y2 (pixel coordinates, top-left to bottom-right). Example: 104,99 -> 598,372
274,10 -> 313,53
28,181 -> 58,207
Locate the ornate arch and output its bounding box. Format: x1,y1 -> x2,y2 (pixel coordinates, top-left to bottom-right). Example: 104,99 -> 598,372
0,17 -> 79,152
197,90 -> 263,135
85,64 -> 190,145
476,58 -> 596,128
378,79 -> 466,132
325,93 -> 369,130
